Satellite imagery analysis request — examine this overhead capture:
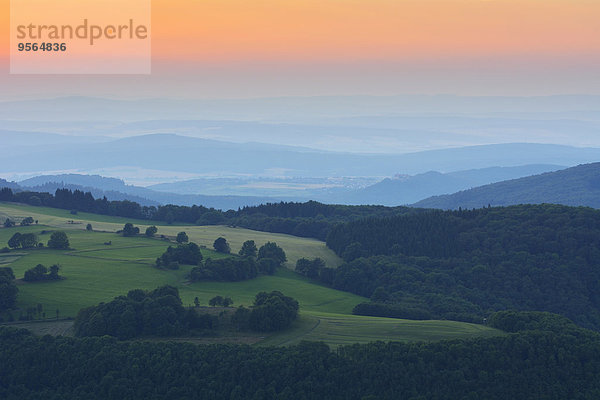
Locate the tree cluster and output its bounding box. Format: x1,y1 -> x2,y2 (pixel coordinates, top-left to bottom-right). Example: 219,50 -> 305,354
208,295 -> 233,307
20,217 -> 34,226
295,257 -> 326,279
189,257 -> 258,282
234,291 -> 299,332
188,241 -> 286,282
74,286 -> 215,339
7,232 -> 38,249
155,242 -> 203,269
23,264 -> 62,282
487,310 -> 583,334
121,223 -> 140,237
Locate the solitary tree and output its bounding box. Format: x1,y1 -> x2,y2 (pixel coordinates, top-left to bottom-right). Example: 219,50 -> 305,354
213,237 -> 230,253
145,226 -> 158,237
86,223 -> 93,231
239,240 -> 257,258
258,242 -> 287,267
47,231 -> 69,249
176,231 -> 189,244
4,218 -> 14,228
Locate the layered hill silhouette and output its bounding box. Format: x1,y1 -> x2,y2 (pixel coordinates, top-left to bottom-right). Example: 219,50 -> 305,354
8,174 -> 276,210
413,163 -> 600,209
1,131 -> 600,177
345,164 -> 563,206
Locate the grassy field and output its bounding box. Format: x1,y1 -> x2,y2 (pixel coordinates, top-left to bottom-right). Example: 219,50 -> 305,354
0,230 -> 357,317
0,201 -> 503,345
261,312 -> 502,347
0,202 -> 341,268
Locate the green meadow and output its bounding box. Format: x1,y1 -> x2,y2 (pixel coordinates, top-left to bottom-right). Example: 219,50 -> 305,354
0,201 -> 503,345
262,312 -> 502,347
0,202 -> 341,267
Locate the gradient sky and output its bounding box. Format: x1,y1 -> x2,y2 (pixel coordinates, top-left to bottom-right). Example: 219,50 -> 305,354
1,0 -> 599,99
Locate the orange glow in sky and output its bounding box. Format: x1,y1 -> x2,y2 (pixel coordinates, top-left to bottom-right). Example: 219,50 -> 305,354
1,0 -> 598,62
1,0 -> 599,97
154,0 -> 600,62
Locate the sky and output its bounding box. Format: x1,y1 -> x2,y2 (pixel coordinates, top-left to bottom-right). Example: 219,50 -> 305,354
1,0 -> 599,99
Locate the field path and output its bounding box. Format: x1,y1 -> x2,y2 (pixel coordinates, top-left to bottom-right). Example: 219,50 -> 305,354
64,245 -> 158,264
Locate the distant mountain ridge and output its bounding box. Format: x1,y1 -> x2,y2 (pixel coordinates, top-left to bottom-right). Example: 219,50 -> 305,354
2,133 -> 600,178
5,163 -> 600,211
11,174 -> 279,210
343,164 -> 564,206
5,163 -> 572,209
413,162 -> 600,209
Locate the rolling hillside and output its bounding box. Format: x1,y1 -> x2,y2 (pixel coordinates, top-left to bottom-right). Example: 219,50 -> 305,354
0,202 -> 500,346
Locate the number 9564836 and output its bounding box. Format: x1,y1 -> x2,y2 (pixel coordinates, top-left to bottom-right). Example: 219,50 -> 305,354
17,42 -> 66,52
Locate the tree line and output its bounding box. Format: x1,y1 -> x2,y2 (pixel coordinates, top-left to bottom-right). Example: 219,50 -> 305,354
1,311 -> 600,399
74,286 -> 299,339
1,188 -> 417,240
0,268 -> 17,313
154,238 -> 286,282
188,240 -> 286,281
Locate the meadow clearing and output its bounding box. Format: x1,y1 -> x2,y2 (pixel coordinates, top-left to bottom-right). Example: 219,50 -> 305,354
0,202 -> 502,346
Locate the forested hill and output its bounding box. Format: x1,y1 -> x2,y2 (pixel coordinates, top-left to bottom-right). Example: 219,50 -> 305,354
326,203 -> 600,259
413,162 -> 600,210
0,188 -> 417,240
324,204 -> 600,329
